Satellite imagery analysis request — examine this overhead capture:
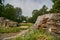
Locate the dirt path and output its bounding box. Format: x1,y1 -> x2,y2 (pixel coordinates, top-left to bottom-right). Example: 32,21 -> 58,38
0,32 -> 20,40
3,29 -> 29,40
0,26 -> 31,40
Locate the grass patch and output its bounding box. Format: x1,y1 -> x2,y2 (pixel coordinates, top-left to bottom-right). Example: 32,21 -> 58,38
20,23 -> 33,27
0,27 -> 21,33
11,29 -> 58,40
0,23 -> 32,33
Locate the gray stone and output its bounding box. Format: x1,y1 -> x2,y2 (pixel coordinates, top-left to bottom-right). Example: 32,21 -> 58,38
33,13 -> 60,37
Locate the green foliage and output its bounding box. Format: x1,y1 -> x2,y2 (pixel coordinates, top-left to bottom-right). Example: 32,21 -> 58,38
11,29 -> 56,40
0,3 -> 28,22
32,10 -> 38,16
0,0 -> 3,4
51,0 -> 57,3
28,17 -> 34,23
15,7 -> 22,22
0,0 -> 4,17
20,23 -> 33,27
4,4 -> 16,20
21,16 -> 27,22
0,27 -> 21,33
28,5 -> 48,23
5,4 -> 22,22
0,4 -> 4,16
0,3 -> 22,22
50,0 -> 60,13
0,0 -> 2,4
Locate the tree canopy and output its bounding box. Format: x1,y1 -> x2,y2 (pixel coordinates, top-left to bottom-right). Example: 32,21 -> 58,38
50,0 -> 60,13
51,0 -> 57,3
0,3 -> 22,22
0,0 -> 3,4
0,0 -> 4,17
28,5 -> 48,23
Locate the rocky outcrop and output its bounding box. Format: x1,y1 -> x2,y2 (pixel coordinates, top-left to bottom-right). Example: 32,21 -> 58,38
0,17 -> 18,27
33,13 -> 60,37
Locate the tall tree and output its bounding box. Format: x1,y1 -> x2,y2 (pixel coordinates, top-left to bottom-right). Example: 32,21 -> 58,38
39,5 -> 48,15
32,10 -> 38,16
4,4 -> 17,21
29,5 -> 48,23
52,0 -> 57,3
0,0 -> 4,17
4,4 -> 22,22
0,0 -> 3,4
50,0 -> 60,13
15,7 -> 22,22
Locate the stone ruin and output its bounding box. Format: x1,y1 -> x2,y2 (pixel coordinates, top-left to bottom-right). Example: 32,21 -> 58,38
0,17 -> 18,27
33,13 -> 60,37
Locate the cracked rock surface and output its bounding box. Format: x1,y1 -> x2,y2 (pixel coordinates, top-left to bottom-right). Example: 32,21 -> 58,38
33,13 -> 60,37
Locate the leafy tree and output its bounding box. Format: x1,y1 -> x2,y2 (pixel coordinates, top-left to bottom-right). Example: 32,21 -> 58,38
28,17 -> 33,23
32,10 -> 38,16
51,0 -> 57,3
29,5 -> 48,23
15,7 -> 22,22
0,0 -> 3,4
4,4 -> 16,20
39,5 -> 48,15
4,4 -> 22,22
21,16 -> 27,22
0,0 -> 4,17
50,0 -> 60,13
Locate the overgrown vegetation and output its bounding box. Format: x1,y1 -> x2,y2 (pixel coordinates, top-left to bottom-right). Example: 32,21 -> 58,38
50,0 -> 60,13
11,29 -> 58,40
0,23 -> 33,33
0,27 -> 21,33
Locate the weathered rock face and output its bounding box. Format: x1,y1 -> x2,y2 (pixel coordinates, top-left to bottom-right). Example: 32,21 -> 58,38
0,17 -> 18,27
0,17 -> 5,27
33,13 -> 60,37
7,21 -> 18,27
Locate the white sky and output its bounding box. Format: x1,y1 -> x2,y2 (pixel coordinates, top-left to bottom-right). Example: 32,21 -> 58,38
5,0 -> 53,17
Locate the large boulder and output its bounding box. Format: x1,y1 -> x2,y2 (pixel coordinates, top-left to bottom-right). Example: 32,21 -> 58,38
33,13 -> 60,37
